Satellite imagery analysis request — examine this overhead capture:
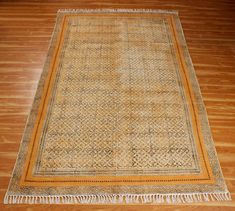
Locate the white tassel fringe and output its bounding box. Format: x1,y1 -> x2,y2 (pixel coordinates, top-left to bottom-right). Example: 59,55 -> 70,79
57,8 -> 178,15
4,192 -> 231,204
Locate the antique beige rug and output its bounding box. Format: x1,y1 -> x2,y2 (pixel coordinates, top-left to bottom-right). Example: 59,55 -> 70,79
4,9 -> 231,204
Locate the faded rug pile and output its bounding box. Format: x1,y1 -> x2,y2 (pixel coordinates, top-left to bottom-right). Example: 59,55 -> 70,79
5,9 -> 230,204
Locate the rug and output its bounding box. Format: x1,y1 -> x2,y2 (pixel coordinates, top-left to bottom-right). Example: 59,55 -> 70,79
4,9 -> 231,204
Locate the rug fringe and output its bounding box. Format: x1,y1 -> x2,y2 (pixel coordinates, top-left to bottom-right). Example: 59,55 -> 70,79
57,8 -> 178,15
4,192 -> 231,204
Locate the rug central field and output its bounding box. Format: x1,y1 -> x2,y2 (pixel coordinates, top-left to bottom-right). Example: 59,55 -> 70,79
5,9 -> 230,204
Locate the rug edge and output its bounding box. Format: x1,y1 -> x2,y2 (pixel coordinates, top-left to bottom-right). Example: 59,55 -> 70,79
3,10 -> 65,205
173,14 -> 231,193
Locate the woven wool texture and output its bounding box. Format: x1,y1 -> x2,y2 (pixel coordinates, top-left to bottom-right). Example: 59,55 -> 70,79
4,9 -> 230,204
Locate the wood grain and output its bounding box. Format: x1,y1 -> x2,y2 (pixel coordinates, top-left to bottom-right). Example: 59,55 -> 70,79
0,0 -> 235,210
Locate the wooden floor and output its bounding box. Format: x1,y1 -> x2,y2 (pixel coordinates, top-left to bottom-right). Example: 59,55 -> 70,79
0,0 -> 235,210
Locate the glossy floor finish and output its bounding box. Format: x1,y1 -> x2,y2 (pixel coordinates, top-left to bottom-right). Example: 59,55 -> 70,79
0,0 -> 234,210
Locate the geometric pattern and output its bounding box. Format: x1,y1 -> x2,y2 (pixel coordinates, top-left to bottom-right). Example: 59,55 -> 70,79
36,16 -> 199,175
